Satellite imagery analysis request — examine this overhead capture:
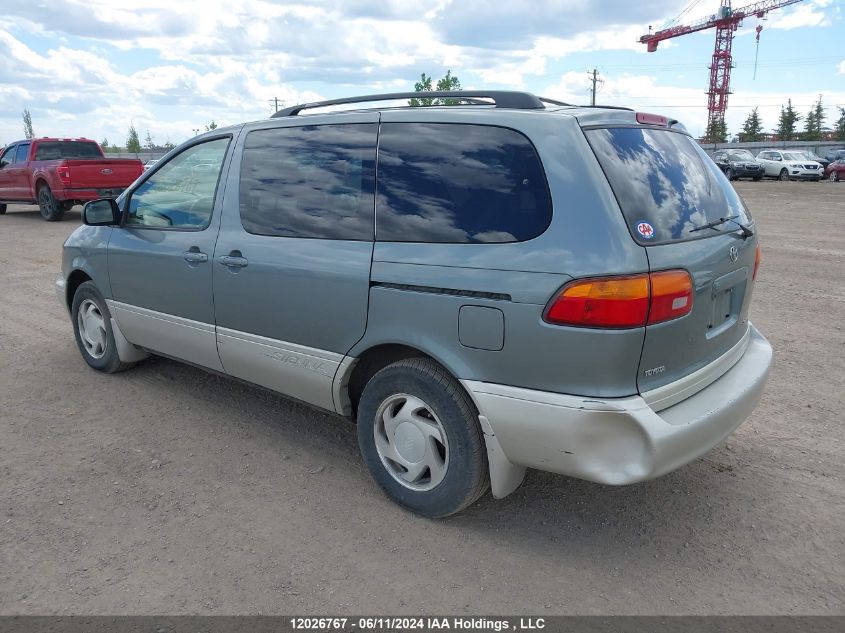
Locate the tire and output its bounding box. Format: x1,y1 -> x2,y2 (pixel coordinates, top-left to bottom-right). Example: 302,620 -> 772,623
831,172 -> 840,182
37,184 -> 64,221
725,168 -> 734,181
753,176 -> 762,181
778,169 -> 790,182
357,358 -> 489,518
71,281 -> 135,374
0,203 -> 6,215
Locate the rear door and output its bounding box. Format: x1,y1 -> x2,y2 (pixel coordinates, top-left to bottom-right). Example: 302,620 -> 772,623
212,114 -> 378,411
586,126 -> 758,394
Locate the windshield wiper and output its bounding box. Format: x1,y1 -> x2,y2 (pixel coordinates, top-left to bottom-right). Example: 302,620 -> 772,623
690,215 -> 754,239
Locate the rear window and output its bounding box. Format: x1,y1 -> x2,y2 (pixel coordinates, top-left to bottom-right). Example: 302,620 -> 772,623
585,127 -> 750,245
34,141 -> 102,160
376,123 -> 551,243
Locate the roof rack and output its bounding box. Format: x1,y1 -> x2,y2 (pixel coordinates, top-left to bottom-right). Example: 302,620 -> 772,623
271,90 -> 546,117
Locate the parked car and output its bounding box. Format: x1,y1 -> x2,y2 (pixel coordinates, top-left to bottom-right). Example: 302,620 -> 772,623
824,158 -> 845,182
0,138 -> 144,220
756,149 -> 823,181
823,148 -> 845,163
143,159 -> 159,171
57,91 -> 773,517
712,149 -> 763,181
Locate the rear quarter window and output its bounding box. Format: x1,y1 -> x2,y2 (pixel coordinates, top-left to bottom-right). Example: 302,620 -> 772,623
375,123 -> 552,243
585,127 -> 750,245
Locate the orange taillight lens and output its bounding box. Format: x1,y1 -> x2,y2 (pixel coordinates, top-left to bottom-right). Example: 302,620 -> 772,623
648,270 -> 694,324
544,275 -> 650,329
544,270 -> 693,329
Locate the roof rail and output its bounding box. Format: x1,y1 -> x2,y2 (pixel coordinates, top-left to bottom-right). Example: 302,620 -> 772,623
271,90 -> 546,117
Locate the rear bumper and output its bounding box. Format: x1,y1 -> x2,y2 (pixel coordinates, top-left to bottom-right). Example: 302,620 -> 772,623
463,324 -> 772,497
55,187 -> 126,201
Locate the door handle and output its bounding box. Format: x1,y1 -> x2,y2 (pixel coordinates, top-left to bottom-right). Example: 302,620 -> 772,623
183,250 -> 208,263
219,254 -> 249,268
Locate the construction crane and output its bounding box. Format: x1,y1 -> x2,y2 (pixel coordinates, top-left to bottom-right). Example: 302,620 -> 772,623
640,0 -> 803,140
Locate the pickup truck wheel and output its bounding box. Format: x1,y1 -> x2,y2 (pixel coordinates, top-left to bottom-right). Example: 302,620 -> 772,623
0,204 -> 6,215
37,185 -> 64,221
71,281 -> 135,374
778,168 -> 790,182
357,358 -> 489,518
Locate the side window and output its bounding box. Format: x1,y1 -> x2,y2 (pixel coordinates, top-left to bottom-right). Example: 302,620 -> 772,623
126,137 -> 230,229
375,123 -> 552,243
15,143 -> 30,163
239,123 -> 377,240
1,146 -> 16,166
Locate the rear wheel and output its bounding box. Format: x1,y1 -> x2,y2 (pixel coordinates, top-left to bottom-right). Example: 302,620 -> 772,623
778,168 -> 790,182
37,185 -> 64,221
357,358 -> 488,517
831,172 -> 840,182
753,176 -> 762,181
71,281 -> 135,374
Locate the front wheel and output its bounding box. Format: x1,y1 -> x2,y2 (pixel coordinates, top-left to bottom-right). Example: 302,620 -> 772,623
357,358 -> 489,517
753,176 -> 762,181
37,185 -> 64,221
0,203 -> 6,215
71,281 -> 135,373
725,168 -> 734,181
778,169 -> 790,182
832,172 -> 841,182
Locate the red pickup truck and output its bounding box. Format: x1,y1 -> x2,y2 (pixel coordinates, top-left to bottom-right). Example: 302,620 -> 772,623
0,138 -> 144,221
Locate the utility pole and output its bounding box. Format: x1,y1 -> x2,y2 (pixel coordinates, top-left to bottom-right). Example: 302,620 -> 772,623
269,97 -> 283,113
589,68 -> 599,106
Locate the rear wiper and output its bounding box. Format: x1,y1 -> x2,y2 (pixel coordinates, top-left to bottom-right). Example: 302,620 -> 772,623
689,215 -> 754,239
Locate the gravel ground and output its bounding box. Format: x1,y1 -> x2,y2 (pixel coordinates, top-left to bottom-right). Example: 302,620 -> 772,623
0,181 -> 843,615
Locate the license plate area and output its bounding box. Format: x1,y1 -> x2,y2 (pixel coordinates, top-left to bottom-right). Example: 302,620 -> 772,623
707,268 -> 747,339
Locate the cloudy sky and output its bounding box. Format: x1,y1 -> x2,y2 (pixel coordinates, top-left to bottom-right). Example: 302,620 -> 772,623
1,0 -> 843,147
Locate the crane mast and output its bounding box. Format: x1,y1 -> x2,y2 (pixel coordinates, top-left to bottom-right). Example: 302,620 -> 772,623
639,0 -> 803,141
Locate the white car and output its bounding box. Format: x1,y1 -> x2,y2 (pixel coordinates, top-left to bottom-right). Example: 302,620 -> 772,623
143,159 -> 159,172
756,150 -> 823,181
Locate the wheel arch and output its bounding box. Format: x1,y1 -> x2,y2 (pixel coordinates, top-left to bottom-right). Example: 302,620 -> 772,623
339,341 -> 469,419
65,269 -> 93,310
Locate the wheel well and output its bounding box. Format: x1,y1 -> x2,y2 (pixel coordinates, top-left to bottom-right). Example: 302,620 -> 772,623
66,270 -> 92,310
35,179 -> 49,194
346,344 -> 434,417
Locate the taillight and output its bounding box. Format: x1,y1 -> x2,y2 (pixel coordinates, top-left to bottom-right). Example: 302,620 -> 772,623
648,270 -> 694,324
544,270 -> 693,329
752,244 -> 761,281
57,166 -> 72,186
544,275 -> 650,329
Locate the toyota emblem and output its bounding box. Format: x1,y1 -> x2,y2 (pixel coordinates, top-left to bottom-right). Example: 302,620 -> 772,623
729,245 -> 739,263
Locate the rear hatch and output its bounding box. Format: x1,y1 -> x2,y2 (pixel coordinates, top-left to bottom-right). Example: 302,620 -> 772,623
584,123 -> 758,395
64,159 -> 144,189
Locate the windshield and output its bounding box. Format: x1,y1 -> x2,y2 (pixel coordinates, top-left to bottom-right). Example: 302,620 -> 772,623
728,150 -> 754,160
585,127 -> 750,245
34,141 -> 103,160
783,152 -> 805,161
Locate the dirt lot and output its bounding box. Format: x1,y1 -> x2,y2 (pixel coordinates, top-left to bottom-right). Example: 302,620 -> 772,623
1,182 -> 843,615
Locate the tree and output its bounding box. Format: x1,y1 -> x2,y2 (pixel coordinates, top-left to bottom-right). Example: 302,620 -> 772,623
162,139 -> 175,151
126,123 -> 141,154
409,70 -> 462,106
834,107 -> 845,142
144,130 -> 154,150
204,120 -> 218,131
774,99 -> 801,141
704,117 -> 728,143
802,95 -> 825,141
101,138 -> 109,149
22,108 -> 34,139
739,107 -> 764,142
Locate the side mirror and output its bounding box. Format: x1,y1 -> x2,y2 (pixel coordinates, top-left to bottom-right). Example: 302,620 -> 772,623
83,199 -> 121,226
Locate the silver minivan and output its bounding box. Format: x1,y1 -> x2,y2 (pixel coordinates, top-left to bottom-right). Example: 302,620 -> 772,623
58,91 -> 773,517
